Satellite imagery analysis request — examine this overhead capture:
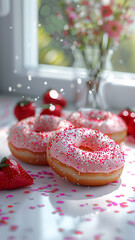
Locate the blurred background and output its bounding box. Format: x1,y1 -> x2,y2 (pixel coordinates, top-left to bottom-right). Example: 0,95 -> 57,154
38,0 -> 135,73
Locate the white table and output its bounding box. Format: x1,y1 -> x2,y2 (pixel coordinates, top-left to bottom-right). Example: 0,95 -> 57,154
0,94 -> 135,240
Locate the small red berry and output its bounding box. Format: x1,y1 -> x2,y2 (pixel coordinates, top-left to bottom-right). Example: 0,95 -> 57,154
14,99 -> 36,121
119,108 -> 135,136
119,109 -> 132,126
40,104 -> 62,117
42,89 -> 67,107
128,117 -> 135,138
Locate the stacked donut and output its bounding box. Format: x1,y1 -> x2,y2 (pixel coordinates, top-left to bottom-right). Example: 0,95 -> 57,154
8,109 -> 127,186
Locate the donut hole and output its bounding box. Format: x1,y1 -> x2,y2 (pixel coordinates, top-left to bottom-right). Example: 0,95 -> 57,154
80,110 -> 108,122
79,146 -> 94,152
34,125 -> 56,132
88,111 -> 108,121
33,118 -> 60,132
34,125 -> 56,133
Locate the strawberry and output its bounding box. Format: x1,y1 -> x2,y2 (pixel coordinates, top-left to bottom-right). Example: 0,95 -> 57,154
0,157 -> 33,190
40,104 -> 62,117
128,117 -> 135,138
119,109 -> 132,126
119,108 -> 135,136
42,89 -> 67,107
14,99 -> 36,121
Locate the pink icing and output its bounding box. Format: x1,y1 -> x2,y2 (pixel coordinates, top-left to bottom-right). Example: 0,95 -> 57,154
49,128 -> 125,173
67,109 -> 127,134
8,115 -> 74,152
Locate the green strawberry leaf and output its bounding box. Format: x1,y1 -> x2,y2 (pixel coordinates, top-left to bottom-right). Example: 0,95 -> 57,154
0,157 -> 9,168
41,104 -> 53,109
16,100 -> 32,107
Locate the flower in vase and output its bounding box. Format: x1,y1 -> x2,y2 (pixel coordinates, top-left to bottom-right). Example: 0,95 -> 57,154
100,5 -> 113,17
59,0 -> 134,107
105,20 -> 123,39
60,0 -> 134,77
65,5 -> 78,24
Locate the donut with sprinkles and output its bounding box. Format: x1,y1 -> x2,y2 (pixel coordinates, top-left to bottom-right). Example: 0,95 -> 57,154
47,128 -> 125,186
67,109 -> 127,144
8,115 -> 74,165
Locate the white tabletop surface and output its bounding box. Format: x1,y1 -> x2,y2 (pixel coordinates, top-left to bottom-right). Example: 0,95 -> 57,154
0,94 -> 135,240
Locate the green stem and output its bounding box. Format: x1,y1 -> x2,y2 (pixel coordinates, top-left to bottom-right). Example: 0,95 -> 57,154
114,0 -> 129,19
82,47 -> 93,71
0,157 -> 9,169
94,36 -> 112,79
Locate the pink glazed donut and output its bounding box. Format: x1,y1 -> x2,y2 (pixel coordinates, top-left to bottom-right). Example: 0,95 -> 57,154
8,115 -> 74,165
47,128 -> 125,186
67,109 -> 127,144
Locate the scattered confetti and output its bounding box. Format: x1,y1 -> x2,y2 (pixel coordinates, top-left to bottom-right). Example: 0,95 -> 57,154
8,236 -> 15,240
64,237 -> 77,240
80,204 -> 84,207
24,191 -> 30,194
59,193 -> 65,196
6,195 -> 14,198
75,231 -> 83,234
119,202 -> 128,208
85,218 -> 91,221
59,212 -> 64,216
56,201 -> 64,204
127,221 -> 135,226
10,225 -> 18,231
122,184 -> 126,187
8,211 -> 14,214
58,228 -> 64,232
94,234 -> 102,240
115,195 -> 124,198
127,199 -> 135,202
127,210 -> 135,214
115,237 -> 123,240
85,194 -> 94,197
37,204 -> 45,208
29,206 -> 36,210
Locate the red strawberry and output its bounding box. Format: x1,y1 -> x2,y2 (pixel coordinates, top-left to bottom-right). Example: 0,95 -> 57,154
128,117 -> 135,138
119,109 -> 132,126
14,99 -> 36,121
40,104 -> 62,117
119,108 -> 135,135
42,89 -> 67,107
0,157 -> 33,190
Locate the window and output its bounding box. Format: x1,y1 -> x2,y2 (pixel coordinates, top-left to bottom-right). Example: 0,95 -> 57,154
38,0 -> 74,67
22,0 -> 135,74
38,0 -> 135,75
11,0 -> 78,104
1,0 -> 135,109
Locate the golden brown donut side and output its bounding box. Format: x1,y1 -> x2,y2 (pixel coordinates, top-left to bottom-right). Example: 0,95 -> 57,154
107,129 -> 127,144
8,142 -> 47,165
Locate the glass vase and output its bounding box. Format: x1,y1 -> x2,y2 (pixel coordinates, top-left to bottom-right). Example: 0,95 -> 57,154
85,75 -> 101,109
